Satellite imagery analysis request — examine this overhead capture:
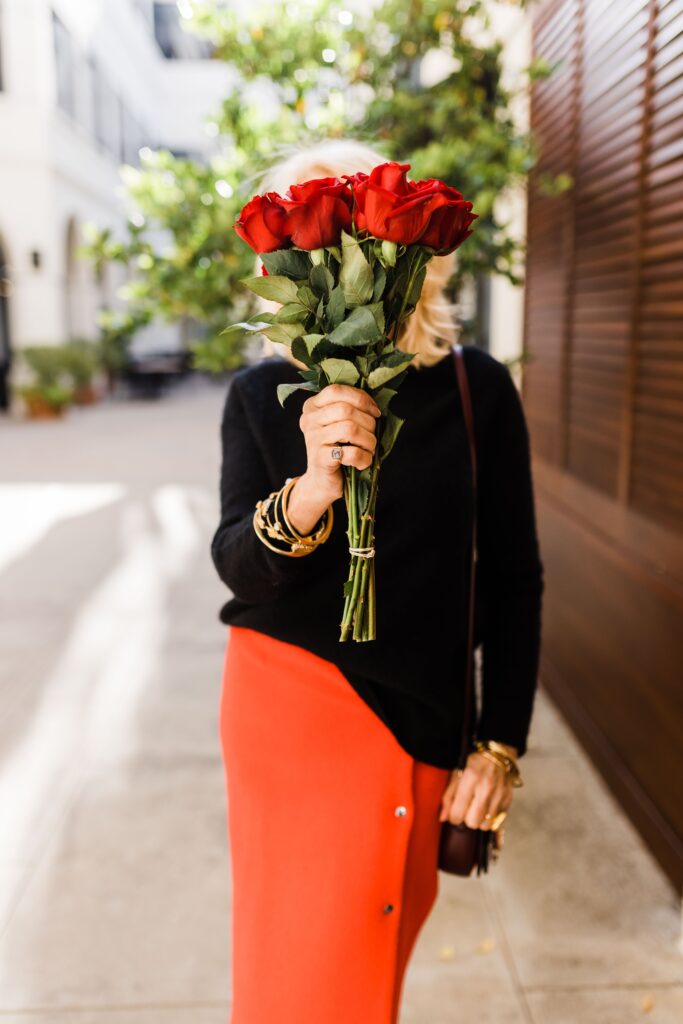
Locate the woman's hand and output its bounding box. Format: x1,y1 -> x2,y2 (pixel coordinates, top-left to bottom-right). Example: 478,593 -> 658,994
287,384 -> 382,534
438,744 -> 518,830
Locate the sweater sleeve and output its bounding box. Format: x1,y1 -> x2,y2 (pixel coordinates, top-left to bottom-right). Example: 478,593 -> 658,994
474,364 -> 545,759
210,374 -> 322,605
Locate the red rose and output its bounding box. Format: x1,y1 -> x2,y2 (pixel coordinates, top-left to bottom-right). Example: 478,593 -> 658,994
343,170 -> 368,224
346,162 -> 442,244
346,163 -> 477,252
233,192 -> 290,253
278,176 -> 353,249
418,194 -> 478,253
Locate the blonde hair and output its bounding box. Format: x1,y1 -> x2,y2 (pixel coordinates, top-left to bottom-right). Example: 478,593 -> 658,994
250,138 -> 461,370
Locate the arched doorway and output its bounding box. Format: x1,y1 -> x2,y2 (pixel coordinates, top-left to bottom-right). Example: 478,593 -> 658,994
0,236 -> 11,412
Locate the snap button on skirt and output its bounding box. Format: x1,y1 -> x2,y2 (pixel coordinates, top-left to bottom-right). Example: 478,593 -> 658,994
219,625 -> 451,1024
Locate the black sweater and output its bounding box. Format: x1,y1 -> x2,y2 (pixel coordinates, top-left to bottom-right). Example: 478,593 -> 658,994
211,345 -> 545,769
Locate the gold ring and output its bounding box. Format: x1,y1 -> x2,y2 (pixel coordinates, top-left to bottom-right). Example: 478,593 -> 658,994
490,810 -> 508,832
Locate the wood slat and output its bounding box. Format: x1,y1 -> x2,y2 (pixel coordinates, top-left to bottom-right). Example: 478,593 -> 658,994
582,0 -> 649,62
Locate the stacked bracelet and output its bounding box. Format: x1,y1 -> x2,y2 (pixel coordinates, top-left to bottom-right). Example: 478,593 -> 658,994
253,475 -> 334,558
473,739 -> 524,788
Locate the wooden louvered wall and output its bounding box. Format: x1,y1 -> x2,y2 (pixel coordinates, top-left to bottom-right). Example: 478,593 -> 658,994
633,1 -> 683,528
523,0 -> 683,889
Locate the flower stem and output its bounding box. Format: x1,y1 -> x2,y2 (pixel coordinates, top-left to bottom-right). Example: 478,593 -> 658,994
391,248 -> 427,345
340,467 -> 357,637
340,439 -> 381,641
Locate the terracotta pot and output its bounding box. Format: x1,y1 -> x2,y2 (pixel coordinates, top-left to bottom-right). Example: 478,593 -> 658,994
23,394 -> 68,420
73,385 -> 98,405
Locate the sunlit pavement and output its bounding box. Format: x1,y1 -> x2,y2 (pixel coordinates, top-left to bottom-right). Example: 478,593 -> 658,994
0,379 -> 681,1024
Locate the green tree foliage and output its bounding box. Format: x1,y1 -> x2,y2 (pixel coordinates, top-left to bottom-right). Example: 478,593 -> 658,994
84,0 -> 559,367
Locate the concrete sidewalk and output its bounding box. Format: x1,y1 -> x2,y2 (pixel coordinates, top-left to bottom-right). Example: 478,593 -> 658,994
0,381 -> 681,1023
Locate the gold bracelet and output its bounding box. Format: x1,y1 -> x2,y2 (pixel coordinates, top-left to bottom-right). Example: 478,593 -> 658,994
253,477 -> 333,557
275,477 -> 333,550
485,739 -> 520,761
270,481 -> 307,547
254,504 -> 331,557
256,479 -> 311,549
280,477 -> 329,546
473,740 -> 524,788
475,739 -> 519,770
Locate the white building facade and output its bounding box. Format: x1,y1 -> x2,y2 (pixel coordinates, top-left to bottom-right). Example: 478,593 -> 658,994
0,0 -> 230,376
0,0 -> 532,404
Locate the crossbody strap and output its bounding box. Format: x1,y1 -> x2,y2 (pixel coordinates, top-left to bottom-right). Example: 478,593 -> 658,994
451,343 -> 478,770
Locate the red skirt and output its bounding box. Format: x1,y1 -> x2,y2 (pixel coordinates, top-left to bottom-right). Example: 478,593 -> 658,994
219,625 -> 451,1024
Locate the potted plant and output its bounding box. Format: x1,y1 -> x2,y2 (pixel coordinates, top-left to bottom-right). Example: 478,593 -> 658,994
17,345 -> 74,419
62,339 -> 100,404
96,309 -> 146,394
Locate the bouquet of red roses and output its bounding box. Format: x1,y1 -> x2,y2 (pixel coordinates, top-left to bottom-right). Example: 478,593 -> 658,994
227,161 -> 477,641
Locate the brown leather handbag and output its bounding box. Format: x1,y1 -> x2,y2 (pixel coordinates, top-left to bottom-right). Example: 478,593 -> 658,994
437,344 -> 499,877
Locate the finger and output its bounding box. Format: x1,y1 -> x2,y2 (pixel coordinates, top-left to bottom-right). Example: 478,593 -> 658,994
457,773 -> 496,829
312,443 -> 373,471
320,419 -> 377,454
447,771 -> 479,824
498,786 -> 515,813
309,401 -> 379,435
305,383 -> 381,418
463,787 -> 495,830
438,777 -> 461,821
478,784 -> 509,830
436,770 -> 462,819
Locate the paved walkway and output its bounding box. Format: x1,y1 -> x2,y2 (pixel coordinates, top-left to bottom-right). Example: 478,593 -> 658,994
0,380 -> 681,1023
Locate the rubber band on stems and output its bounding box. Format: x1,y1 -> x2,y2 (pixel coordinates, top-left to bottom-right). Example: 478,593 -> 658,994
348,546 -> 375,558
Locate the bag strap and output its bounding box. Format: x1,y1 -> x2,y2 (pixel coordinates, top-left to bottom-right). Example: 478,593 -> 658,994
451,343 -> 478,771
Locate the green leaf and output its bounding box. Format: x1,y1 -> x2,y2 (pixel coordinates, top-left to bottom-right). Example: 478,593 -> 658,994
320,358 -> 360,386
372,264 -> 387,302
261,248 -> 311,278
373,386 -> 397,413
380,410 -> 405,460
299,366 -> 321,383
354,355 -> 370,377
274,301 -> 310,323
407,263 -> 428,305
277,381 -> 318,407
339,229 -> 373,307
372,347 -> 415,370
260,321 -> 306,345
219,311 -> 277,337
326,285 -> 346,330
309,264 -> 334,300
308,338 -> 343,362
328,305 -> 381,348
368,361 -> 412,389
291,335 -> 314,367
241,274 -> 300,304
219,319 -> 272,339
302,333 -> 325,356
367,301 -> 385,335
297,284 -> 319,312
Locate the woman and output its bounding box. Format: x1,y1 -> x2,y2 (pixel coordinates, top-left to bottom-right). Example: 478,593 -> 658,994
212,138 -> 544,1024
